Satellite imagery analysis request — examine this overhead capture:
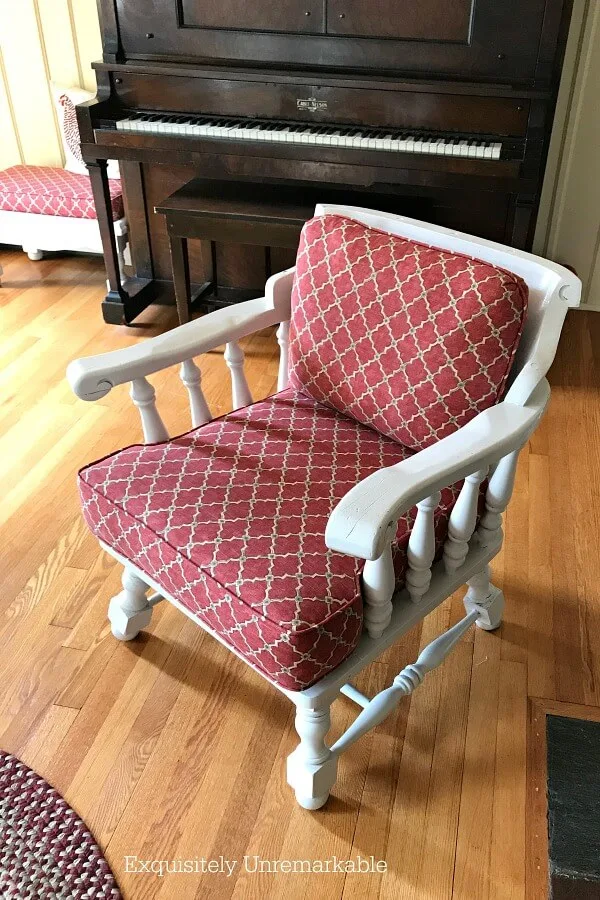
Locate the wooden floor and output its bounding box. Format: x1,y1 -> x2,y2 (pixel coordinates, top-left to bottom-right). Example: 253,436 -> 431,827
2,247 -> 600,900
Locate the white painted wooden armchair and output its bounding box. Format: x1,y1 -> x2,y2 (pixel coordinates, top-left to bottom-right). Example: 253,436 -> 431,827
68,205 -> 580,810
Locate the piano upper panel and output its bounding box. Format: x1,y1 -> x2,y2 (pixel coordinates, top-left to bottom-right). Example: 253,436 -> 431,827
180,0 -> 325,34
112,0 -> 563,83
326,0 -> 473,41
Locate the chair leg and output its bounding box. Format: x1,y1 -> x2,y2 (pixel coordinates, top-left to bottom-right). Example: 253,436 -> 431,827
463,564 -> 505,631
286,703 -> 338,810
23,247 -> 43,261
108,566 -> 153,641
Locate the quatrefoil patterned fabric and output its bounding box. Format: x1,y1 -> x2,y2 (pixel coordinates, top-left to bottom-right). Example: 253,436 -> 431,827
289,214 -> 528,451
79,390 -> 462,690
0,166 -> 123,221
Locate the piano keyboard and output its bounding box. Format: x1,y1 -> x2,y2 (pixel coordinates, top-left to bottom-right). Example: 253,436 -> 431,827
115,114 -> 503,160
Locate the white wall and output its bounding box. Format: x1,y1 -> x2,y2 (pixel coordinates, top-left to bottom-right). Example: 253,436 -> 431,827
535,0 -> 600,309
0,0 -> 101,169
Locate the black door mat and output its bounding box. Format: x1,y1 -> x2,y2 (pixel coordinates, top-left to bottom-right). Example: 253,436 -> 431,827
547,715 -> 600,899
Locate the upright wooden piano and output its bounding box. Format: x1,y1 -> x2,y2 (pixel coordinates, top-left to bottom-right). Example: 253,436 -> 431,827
79,0 -> 574,323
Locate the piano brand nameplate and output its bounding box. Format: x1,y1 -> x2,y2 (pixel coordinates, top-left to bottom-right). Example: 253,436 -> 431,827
297,98 -> 329,113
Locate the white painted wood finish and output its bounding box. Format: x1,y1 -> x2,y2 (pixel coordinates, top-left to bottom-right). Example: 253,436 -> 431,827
0,211 -> 129,273
362,536 -> 395,638
179,358 -> 212,427
476,449 -> 520,548
129,377 -> 169,443
276,320 -> 290,390
69,206 -> 581,808
444,467 -> 488,573
330,609 -> 479,756
339,683 -> 370,708
108,567 -> 153,641
224,341 -> 253,409
67,295 -> 289,401
286,706 -> 337,810
406,492 -> 441,604
463,564 -> 505,630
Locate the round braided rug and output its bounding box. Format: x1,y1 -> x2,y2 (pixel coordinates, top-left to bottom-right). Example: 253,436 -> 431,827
0,752 -> 121,899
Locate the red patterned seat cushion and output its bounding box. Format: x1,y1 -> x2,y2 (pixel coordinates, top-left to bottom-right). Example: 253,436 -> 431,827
0,165 -> 123,221
79,389 -> 461,691
289,214 -> 528,451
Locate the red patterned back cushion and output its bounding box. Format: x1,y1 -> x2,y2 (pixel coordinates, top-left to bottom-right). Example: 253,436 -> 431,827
288,214 -> 528,451
58,94 -> 85,168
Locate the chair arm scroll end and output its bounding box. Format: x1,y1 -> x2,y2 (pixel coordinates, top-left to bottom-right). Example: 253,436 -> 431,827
66,359 -> 113,401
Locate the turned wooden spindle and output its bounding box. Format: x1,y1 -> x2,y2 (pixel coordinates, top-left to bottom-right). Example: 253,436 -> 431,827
294,707 -> 332,766
130,377 -> 169,443
406,492 -> 441,603
330,609 -> 479,756
180,358 -> 212,427
224,341 -> 252,409
362,537 -> 395,638
277,321 -> 290,391
443,467 -> 488,573
477,450 -> 520,547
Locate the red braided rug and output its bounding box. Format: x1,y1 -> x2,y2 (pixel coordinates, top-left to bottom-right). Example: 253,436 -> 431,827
0,752 -> 121,898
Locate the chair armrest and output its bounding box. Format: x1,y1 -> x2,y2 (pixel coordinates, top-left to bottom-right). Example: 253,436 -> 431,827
325,381 -> 549,561
67,267 -> 295,401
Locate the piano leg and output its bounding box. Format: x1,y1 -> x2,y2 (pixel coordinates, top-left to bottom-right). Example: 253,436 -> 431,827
87,160 -> 129,323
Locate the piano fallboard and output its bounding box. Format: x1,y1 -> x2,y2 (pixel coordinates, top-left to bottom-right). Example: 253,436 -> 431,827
110,69 -> 532,137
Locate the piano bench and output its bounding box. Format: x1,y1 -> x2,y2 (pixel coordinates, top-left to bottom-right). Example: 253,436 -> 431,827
155,178 -> 346,324
155,178 -> 319,323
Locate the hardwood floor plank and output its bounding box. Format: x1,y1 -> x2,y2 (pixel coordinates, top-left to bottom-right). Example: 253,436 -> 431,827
64,604 -> 186,819
19,703 -> 80,773
55,630 -> 119,710
489,660 -> 527,900
379,603 -> 450,900
342,626 -> 422,900
499,448 -> 530,664
415,639 -> 472,899
527,454 -> 556,700
452,626 -> 502,900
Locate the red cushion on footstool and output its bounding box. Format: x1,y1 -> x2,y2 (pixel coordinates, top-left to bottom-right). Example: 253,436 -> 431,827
0,165 -> 123,221
289,214 -> 528,452
79,389 -> 462,691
